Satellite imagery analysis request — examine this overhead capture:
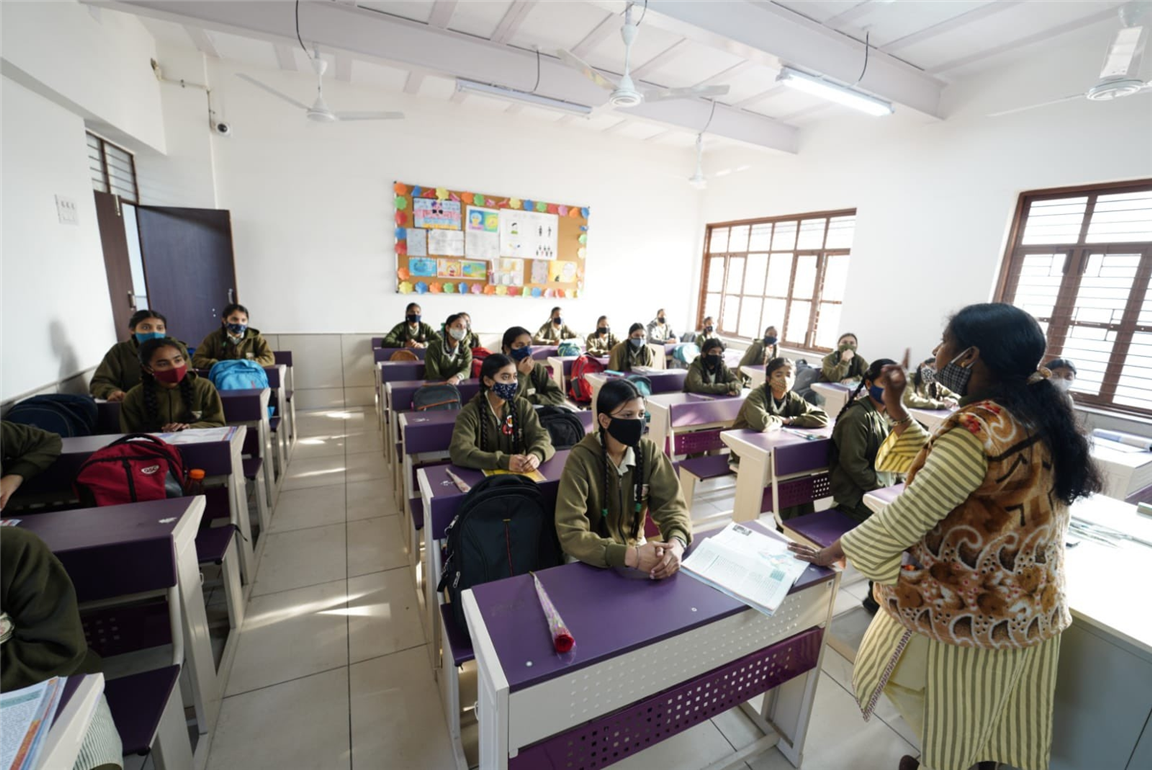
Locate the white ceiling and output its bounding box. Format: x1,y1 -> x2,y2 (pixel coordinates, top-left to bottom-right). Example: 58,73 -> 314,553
127,0 -> 1137,153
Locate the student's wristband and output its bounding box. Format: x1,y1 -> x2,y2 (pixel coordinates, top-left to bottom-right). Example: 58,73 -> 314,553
890,414 -> 913,427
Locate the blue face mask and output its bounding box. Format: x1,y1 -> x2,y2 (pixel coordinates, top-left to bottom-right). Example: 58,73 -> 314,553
763,335 -> 778,346
868,384 -> 885,403
509,346 -> 532,362
492,381 -> 519,401
629,337 -> 645,349
135,331 -> 166,344
226,322 -> 247,336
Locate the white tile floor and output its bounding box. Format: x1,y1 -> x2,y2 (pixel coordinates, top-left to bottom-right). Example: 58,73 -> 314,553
201,407 -> 920,770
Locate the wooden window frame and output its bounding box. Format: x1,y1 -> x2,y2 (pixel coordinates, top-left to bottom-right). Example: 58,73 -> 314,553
86,131 -> 139,204
698,209 -> 856,353
993,179 -> 1152,418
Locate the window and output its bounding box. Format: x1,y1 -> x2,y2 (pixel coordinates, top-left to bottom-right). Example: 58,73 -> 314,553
995,180 -> 1152,416
87,132 -> 139,203
698,209 -> 856,351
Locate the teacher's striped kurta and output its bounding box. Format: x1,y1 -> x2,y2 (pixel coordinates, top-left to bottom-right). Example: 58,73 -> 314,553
841,421 -> 1064,770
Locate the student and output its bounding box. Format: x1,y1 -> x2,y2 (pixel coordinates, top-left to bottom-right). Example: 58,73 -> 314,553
554,379 -> 692,576
191,303 -> 275,369
382,302 -> 438,349
533,306 -> 579,344
584,316 -> 618,356
694,317 -> 718,351
2,527 -> 123,770
733,358 -> 829,432
90,310 -> 184,402
821,332 -> 868,383
685,338 -> 742,395
424,313 -> 472,385
457,311 -> 482,349
829,358 -> 899,525
903,357 -> 958,410
448,354 -> 555,471
503,327 -> 566,406
0,422 -> 62,509
646,309 -> 677,344
608,324 -> 654,371
1046,357 -> 1077,393
738,325 -> 780,369
121,338 -> 226,433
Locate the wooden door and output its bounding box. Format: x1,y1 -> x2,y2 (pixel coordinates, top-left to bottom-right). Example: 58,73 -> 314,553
93,191 -> 135,336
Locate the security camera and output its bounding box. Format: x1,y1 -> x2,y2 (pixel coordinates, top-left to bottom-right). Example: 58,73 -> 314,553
213,121 -> 232,137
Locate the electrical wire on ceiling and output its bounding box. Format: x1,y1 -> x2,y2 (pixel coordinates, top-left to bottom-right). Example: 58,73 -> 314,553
637,0 -> 648,26
852,31 -> 870,86
531,47 -> 541,93
295,0 -> 308,55
701,98 -> 717,133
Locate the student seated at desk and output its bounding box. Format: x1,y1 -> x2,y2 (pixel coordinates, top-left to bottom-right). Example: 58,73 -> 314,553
685,339 -> 741,396
903,357 -> 958,410
694,317 -> 718,350
457,311 -> 482,350
733,359 -> 829,433
2,527 -> 123,769
424,314 -> 472,385
448,354 -> 555,472
1,422 -> 62,509
555,379 -> 692,577
533,306 -> 579,344
121,339 -> 226,433
1046,357 -> 1077,394
829,358 -> 899,527
90,310 -> 186,402
503,327 -> 566,406
585,316 -> 618,356
645,309 -> 677,344
191,303 -> 275,369
739,325 -> 780,369
382,302 -> 438,349
608,324 -> 654,372
820,332 -> 868,383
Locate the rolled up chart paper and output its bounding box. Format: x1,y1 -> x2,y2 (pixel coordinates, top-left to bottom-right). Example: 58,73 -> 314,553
531,572 -> 574,653
1094,430 -> 1152,451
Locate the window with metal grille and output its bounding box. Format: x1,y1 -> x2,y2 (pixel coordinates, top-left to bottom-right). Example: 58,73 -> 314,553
698,210 -> 855,351
86,132 -> 139,203
995,180 -> 1152,417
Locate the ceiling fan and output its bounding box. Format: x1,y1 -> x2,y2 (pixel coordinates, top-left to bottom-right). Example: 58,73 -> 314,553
557,1 -> 729,108
676,133 -> 752,190
990,3 -> 1151,117
237,52 -> 404,123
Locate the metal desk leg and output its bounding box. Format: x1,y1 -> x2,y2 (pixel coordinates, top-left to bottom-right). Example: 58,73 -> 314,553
733,451 -> 769,523
229,437 -> 257,582
175,517 -> 219,734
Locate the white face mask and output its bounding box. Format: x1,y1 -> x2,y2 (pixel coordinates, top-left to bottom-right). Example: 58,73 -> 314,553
449,328 -> 466,341
1054,378 -> 1073,393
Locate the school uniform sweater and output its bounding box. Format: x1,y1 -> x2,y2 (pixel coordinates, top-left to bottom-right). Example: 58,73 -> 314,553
381,321 -> 439,348
423,339 -> 472,382
645,320 -> 677,344
0,422 -> 62,481
516,362 -> 566,406
584,332 -> 619,356
192,327 -> 274,369
738,340 -> 780,369
119,372 -> 226,433
684,356 -> 741,395
607,341 -> 653,372
533,321 -> 580,344
820,349 -> 868,382
554,433 -> 692,568
89,338 -> 189,399
448,393 -> 555,471
902,379 -> 958,410
829,396 -> 896,522
694,332 -> 718,351
732,388 -> 829,432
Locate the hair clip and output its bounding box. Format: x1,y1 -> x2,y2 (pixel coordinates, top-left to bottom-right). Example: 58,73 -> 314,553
1027,366 -> 1052,385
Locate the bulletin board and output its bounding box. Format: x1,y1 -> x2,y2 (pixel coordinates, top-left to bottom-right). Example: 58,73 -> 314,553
392,182 -> 590,298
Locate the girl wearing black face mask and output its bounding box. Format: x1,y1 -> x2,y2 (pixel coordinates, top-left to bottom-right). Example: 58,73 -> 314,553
533,306 -> 580,344
903,356 -> 958,410
192,303 -> 275,369
585,315 -> 618,356
554,379 -> 692,578
381,302 -> 437,349
645,309 -> 677,344
739,325 -> 781,370
502,327 -> 565,406
685,339 -> 741,396
608,324 -> 654,372
694,316 -> 718,351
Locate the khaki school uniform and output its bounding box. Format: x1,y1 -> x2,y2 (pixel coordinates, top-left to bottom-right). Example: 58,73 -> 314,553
738,340 -> 779,370
902,379 -> 958,410
533,322 -> 579,344
820,349 -> 868,383
90,338 -> 189,399
517,362 -> 566,406
424,339 -> 472,382
554,433 -> 692,568
448,393 -> 555,470
119,372 -> 226,433
192,327 -> 274,369
694,332 -> 718,350
1,422 -> 62,481
584,332 -> 618,356
607,341 -> 653,372
684,356 -> 741,395
381,321 -> 439,348
732,388 -> 829,432
645,320 -> 677,344
829,396 -> 895,522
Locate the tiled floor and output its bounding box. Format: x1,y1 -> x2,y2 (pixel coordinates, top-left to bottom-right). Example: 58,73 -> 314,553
202,407 -> 920,770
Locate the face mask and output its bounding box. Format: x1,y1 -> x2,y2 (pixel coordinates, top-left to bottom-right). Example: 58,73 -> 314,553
704,325 -> 714,334
605,415 -> 644,446
509,346 -> 532,362
553,317 -> 563,326
919,364 -> 936,385
135,331 -> 166,344
705,355 -> 721,369
449,328 -> 466,341
868,384 -> 885,403
226,322 -> 247,336
464,320 -> 472,330
153,364 -> 188,385
629,337 -> 645,349
936,347 -> 975,396
1054,378 -> 1073,393
771,376 -> 794,393
406,313 -> 421,325
657,316 -> 666,324
763,335 -> 778,347
597,326 -> 610,336
839,341 -> 856,352
491,380 -> 519,401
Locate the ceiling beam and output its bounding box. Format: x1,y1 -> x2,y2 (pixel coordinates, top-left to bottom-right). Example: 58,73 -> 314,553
571,11 -> 620,58
335,54 -> 352,82
183,25 -> 219,58
403,71 -> 425,95
630,38 -> 689,80
824,0 -> 885,29
777,103 -> 834,124
731,85 -> 785,109
490,0 -> 538,46
602,118 -> 629,135
882,0 -> 1026,54
96,0 -> 797,152
449,90 -> 467,104
505,104 -> 523,115
427,0 -> 459,31
272,43 -> 297,72
693,60 -> 753,89
645,128 -> 675,142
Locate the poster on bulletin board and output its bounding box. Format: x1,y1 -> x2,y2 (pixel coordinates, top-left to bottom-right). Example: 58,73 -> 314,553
392,182 -> 589,298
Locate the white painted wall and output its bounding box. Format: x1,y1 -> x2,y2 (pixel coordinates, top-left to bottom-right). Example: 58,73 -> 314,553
1,77 -> 118,400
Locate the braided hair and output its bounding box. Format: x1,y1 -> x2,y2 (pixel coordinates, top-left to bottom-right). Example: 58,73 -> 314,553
138,338 -> 196,430
835,358 -> 897,423
477,353 -> 521,456
596,379 -> 647,542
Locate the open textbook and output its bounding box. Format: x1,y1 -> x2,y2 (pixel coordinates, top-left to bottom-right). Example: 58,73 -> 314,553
1,677 -> 65,770
682,523 -> 809,616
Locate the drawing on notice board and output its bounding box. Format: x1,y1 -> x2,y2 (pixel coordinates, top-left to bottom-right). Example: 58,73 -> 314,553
531,260 -> 550,285
465,206 -> 500,261
462,260 -> 488,281
437,259 -> 463,278
500,210 -> 558,261
491,258 -> 524,287
408,258 -> 437,278
558,261 -> 578,283
407,229 -> 428,257
428,229 -> 465,257
414,198 -> 461,230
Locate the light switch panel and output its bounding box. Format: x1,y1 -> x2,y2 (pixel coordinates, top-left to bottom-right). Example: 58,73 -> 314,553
55,195 -> 78,225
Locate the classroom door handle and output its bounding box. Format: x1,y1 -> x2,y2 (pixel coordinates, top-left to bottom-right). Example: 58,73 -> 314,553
127,291 -> 137,311
227,288 -> 235,303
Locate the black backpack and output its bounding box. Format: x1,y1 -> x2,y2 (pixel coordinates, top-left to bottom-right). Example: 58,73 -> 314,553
412,383 -> 461,412
6,394 -> 98,437
437,474 -> 562,637
535,406 -> 585,450
793,359 -> 821,405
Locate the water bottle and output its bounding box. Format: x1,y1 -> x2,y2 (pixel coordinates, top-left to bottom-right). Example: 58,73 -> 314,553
185,468 -> 206,497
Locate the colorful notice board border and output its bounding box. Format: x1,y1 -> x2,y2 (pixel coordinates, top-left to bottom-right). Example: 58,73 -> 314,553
392,182 -> 589,298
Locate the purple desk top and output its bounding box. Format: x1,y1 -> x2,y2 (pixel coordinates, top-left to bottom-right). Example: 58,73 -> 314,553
373,346 -> 428,361
813,382 -> 852,393
219,388 -> 268,422
723,428 -> 833,475
668,396 -> 744,429
273,350 -> 293,367
378,361 -> 426,384
529,345 -> 568,361
869,484 -> 905,505
468,521 -> 835,693
784,509 -> 859,549
263,366 -> 283,389
388,380 -> 481,411
404,409 -> 593,455
614,368 -> 687,394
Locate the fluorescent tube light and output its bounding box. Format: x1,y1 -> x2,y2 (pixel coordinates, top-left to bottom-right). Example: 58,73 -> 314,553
455,79 -> 593,116
776,67 -> 893,117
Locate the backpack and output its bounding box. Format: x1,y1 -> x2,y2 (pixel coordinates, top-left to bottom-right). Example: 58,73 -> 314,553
436,474 -> 562,637
412,383 -> 461,412
470,347 -> 491,379
209,359 -> 269,391
390,350 -> 419,362
6,394 -> 98,438
672,343 -> 699,365
74,434 -> 185,507
680,332 -> 696,343
556,341 -> 581,357
568,354 -> 605,404
793,359 -> 821,404
535,406 -> 585,450
627,375 -> 653,397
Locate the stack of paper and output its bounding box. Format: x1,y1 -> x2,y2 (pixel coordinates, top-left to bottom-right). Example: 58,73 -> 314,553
683,523 -> 809,616
1,676 -> 66,770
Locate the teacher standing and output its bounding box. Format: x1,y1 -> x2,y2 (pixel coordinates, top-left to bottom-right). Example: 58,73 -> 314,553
790,303 -> 1101,770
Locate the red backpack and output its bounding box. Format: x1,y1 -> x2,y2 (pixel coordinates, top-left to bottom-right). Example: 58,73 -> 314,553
470,347 -> 491,379
74,434 -> 186,507
569,354 -> 605,404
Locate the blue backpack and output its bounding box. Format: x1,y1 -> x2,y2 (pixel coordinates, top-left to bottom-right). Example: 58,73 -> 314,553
209,359 -> 270,391
557,341 -> 581,357
672,343 -> 699,365
6,394 -> 98,437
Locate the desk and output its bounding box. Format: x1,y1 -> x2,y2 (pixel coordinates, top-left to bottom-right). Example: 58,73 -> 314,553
1090,439 -> 1152,501
461,522 -> 838,770
39,674 -> 105,770
810,382 -> 851,417
384,379 -> 481,466
219,388 -> 273,531
544,355 -> 606,397
16,497 -> 218,736
262,363 -> 292,472
586,369 -> 689,423
862,487 -> 1152,770
646,392 -> 744,458
908,406 -> 953,434
742,365 -> 766,388
376,361 -> 427,431
720,428 -> 834,523
529,344 -> 576,362
373,346 -> 427,361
